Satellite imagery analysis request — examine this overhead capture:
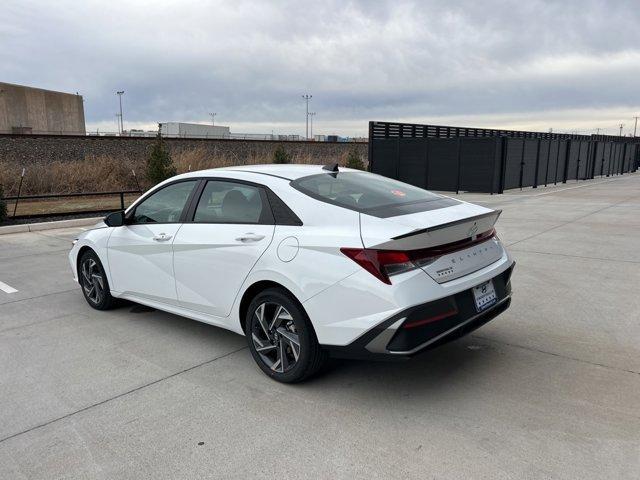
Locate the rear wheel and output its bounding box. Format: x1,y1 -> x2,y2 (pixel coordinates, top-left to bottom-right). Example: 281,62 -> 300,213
78,250 -> 116,310
246,288 -> 328,383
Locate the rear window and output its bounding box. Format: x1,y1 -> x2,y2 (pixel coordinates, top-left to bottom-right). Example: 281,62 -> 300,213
291,172 -> 459,218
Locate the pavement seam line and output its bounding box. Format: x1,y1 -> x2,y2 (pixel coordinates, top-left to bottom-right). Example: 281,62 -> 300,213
505,192 -> 640,248
0,248 -> 71,260
472,335 -> 640,376
508,248 -> 640,264
0,288 -> 78,306
33,231 -> 81,242
475,175 -> 637,208
0,345 -> 249,445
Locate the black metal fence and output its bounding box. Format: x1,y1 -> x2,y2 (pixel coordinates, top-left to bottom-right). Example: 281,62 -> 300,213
4,190 -> 141,220
368,121 -> 640,193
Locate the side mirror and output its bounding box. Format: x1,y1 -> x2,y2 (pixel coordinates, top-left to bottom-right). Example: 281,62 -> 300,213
104,210 -> 125,227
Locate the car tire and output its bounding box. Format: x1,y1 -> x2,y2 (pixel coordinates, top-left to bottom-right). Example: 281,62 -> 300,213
246,288 -> 328,383
78,250 -> 117,310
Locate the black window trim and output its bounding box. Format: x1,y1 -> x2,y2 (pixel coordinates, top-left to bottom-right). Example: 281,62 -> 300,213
125,175 -> 303,227
187,177 -> 275,225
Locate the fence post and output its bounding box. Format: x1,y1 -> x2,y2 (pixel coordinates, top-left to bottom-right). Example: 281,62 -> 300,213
562,140 -> 571,183
554,141 -> 560,185
120,192 -> 125,211
498,137 -> 508,194
489,137 -> 497,195
575,142 -> 582,181
592,141 -> 598,178
518,140 -> 525,190
132,169 -> 142,192
533,138 -> 541,188
12,168 -> 25,218
544,139 -> 552,187
455,137 -> 462,194
425,137 -> 430,190
367,121 -> 374,172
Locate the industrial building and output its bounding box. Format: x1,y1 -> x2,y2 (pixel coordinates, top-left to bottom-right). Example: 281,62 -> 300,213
160,122 -> 230,138
0,82 -> 85,135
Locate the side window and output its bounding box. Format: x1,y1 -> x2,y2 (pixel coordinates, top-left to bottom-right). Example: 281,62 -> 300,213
132,181 -> 197,224
193,181 -> 267,224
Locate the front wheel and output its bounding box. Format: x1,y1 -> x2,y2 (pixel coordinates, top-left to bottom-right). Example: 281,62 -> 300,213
246,288 -> 328,383
78,250 -> 117,310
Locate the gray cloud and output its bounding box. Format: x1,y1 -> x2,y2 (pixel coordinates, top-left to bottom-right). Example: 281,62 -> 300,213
2,0 -> 639,136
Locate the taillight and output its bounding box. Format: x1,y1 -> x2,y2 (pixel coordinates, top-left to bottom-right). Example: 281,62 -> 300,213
340,248 -> 413,285
341,228 -> 497,284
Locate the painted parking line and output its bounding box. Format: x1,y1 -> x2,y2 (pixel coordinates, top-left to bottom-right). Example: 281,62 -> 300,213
0,281 -> 18,294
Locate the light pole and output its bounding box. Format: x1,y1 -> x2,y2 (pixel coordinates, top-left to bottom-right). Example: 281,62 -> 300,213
619,123 -> 624,137
116,91 -> 125,134
633,116 -> 638,137
209,112 -> 217,126
302,94 -> 312,139
308,112 -> 316,139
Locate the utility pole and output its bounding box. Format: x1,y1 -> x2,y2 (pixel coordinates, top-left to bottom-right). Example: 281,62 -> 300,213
116,91 -> 125,134
633,116 -> 638,137
308,112 -> 316,139
209,112 -> 217,126
302,94 -> 312,139
619,123 -> 624,137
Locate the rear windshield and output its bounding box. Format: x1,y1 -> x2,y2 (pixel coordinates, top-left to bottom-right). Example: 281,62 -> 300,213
291,172 -> 459,218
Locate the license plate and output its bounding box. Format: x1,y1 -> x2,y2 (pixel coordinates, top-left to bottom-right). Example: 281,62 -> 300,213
473,280 -> 497,312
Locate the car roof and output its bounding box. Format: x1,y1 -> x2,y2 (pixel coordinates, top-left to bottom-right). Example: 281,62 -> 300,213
178,164 -> 359,181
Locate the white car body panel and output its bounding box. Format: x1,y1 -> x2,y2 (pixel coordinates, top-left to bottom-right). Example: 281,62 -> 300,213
173,223 -> 276,316
69,164 -> 514,351
303,248 -> 512,345
108,223 -> 184,304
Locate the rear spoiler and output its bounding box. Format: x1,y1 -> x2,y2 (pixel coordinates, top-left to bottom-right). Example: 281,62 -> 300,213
373,209 -> 502,251
392,210 -> 502,240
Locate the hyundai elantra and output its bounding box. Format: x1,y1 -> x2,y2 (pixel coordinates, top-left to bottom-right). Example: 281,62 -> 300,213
69,164 -> 514,382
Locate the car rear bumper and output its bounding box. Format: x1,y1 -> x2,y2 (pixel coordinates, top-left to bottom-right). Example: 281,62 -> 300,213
324,261 -> 515,360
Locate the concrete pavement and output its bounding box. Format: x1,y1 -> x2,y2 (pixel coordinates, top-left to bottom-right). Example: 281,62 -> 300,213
0,174 -> 639,479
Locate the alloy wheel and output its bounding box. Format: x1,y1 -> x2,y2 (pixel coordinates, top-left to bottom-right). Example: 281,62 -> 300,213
251,302 -> 301,373
81,258 -> 104,305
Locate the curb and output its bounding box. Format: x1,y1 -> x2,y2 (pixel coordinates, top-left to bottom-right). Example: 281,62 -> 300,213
0,217 -> 103,235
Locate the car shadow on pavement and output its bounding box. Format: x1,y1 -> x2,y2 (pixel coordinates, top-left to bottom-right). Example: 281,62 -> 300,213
308,337 -> 503,396
103,300 -> 506,397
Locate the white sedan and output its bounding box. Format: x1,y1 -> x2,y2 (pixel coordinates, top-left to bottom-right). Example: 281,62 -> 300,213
69,164 -> 515,383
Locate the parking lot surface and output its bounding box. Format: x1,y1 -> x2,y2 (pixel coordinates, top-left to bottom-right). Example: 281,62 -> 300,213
1,174 -> 639,479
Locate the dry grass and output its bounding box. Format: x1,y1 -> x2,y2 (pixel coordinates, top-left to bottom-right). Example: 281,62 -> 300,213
9,194 -> 141,217
170,147 -> 342,173
0,156 -> 138,196
0,147 -> 367,197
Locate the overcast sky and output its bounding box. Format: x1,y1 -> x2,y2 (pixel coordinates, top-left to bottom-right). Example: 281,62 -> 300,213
3,0 -> 639,136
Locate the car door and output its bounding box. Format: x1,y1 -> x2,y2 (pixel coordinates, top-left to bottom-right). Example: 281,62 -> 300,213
107,179 -> 199,304
173,179 -> 275,317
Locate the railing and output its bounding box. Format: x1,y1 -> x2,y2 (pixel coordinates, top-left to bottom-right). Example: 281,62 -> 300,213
3,190 -> 142,219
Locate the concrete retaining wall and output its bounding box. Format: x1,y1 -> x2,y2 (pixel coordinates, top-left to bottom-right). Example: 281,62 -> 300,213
0,82 -> 85,135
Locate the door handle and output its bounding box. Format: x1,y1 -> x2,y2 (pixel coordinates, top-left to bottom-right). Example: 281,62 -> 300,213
153,233 -> 172,242
236,233 -> 265,243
